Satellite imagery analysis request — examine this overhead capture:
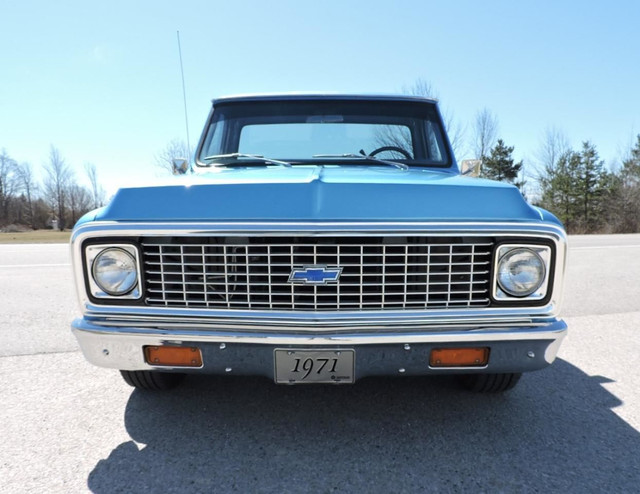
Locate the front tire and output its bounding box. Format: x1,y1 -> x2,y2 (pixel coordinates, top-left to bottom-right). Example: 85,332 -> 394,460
120,370 -> 185,390
458,373 -> 522,392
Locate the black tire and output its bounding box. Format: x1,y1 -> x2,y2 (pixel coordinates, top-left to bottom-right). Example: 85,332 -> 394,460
120,370 -> 185,390
458,372 -> 522,392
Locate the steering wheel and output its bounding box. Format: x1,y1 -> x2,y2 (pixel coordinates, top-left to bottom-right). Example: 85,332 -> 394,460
368,146 -> 412,160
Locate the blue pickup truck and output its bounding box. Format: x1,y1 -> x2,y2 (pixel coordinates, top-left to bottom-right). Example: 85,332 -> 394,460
70,94 -> 567,392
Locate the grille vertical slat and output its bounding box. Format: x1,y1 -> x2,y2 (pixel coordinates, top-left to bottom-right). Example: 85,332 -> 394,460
359,246 -> 364,309
426,245 -> 431,307
403,245 -> 408,309
289,245 -> 295,309
469,244 -> 475,306
159,245 -> 167,307
179,246 -> 186,306
201,247 -> 207,308
141,236 -> 494,311
446,245 -> 452,308
381,245 -> 386,307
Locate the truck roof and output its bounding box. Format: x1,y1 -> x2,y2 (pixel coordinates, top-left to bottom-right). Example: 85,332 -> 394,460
212,93 -> 438,106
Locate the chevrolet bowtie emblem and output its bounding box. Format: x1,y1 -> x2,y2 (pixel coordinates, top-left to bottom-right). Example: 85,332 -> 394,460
289,266 -> 343,285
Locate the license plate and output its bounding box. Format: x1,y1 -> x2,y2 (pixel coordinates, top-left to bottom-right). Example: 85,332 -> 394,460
274,349 -> 355,384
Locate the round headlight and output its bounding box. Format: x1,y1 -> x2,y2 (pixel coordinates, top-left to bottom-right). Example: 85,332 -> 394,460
497,247 -> 546,298
92,248 -> 138,296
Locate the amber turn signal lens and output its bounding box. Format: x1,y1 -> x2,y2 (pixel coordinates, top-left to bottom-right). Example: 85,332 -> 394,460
429,347 -> 489,367
144,346 -> 203,367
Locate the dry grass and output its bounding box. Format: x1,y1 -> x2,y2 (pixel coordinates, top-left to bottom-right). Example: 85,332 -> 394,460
0,230 -> 71,244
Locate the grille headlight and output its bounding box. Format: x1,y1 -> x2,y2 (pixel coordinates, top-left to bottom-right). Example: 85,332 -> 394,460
85,245 -> 141,299
495,245 -> 551,300
92,248 -> 138,295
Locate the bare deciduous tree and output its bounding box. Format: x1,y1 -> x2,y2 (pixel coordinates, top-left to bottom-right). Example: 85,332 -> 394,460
43,146 -> 74,230
0,149 -> 19,223
84,162 -> 106,209
473,108 -> 499,160
528,127 -> 572,201
401,79 -> 437,100
607,134 -> 640,232
15,162 -> 38,228
535,127 -> 571,174
402,79 -> 466,156
155,138 -> 190,174
67,182 -> 92,226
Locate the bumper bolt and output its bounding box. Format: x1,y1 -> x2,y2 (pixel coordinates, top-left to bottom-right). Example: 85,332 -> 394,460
404,344 -> 411,351
219,343 -> 226,350
225,367 -> 232,373
527,351 -> 535,359
102,349 -> 109,356
399,368 -> 406,373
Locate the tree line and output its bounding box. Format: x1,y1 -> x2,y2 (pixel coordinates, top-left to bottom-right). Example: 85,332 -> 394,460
403,79 -> 640,234
5,82 -> 639,236
0,145 -> 106,231
472,118 -> 640,234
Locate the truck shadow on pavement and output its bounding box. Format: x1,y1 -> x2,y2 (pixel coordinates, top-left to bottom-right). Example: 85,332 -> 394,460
88,359 -> 640,493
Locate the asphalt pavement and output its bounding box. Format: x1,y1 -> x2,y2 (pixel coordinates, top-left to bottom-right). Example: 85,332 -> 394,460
1,236 -> 639,493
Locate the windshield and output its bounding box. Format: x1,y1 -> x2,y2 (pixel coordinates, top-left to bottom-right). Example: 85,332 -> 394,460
196,99 -> 450,167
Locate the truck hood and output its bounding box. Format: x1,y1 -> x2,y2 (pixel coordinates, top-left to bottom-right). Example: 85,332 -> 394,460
94,165 -> 544,223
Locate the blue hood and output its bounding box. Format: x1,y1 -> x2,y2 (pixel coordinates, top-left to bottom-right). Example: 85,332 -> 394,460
95,166 -> 544,223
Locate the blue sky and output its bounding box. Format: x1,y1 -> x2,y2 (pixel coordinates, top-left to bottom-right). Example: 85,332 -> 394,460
1,0 -> 639,195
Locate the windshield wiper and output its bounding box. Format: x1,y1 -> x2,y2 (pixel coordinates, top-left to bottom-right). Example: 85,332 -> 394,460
312,150 -> 409,170
202,153 -> 292,168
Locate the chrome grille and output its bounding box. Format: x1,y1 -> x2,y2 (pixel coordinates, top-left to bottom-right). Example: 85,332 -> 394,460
141,236 -> 494,311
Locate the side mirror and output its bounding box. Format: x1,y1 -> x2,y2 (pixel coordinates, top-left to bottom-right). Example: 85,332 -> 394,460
460,159 -> 482,177
172,158 -> 190,175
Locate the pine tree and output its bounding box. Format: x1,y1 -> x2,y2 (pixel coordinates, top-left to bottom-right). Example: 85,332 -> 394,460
575,141 -> 609,232
481,139 -> 524,191
539,150 -> 581,231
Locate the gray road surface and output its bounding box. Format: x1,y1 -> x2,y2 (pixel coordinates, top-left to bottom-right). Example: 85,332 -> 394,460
1,236 -> 639,493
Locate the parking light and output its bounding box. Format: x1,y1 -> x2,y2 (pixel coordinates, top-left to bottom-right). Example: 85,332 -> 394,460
144,346 -> 203,367
430,348 -> 489,367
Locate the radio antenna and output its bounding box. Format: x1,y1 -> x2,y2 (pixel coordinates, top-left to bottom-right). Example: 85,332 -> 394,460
176,30 -> 191,156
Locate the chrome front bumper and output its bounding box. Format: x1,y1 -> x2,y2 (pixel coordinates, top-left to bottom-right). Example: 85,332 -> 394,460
72,318 -> 567,380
